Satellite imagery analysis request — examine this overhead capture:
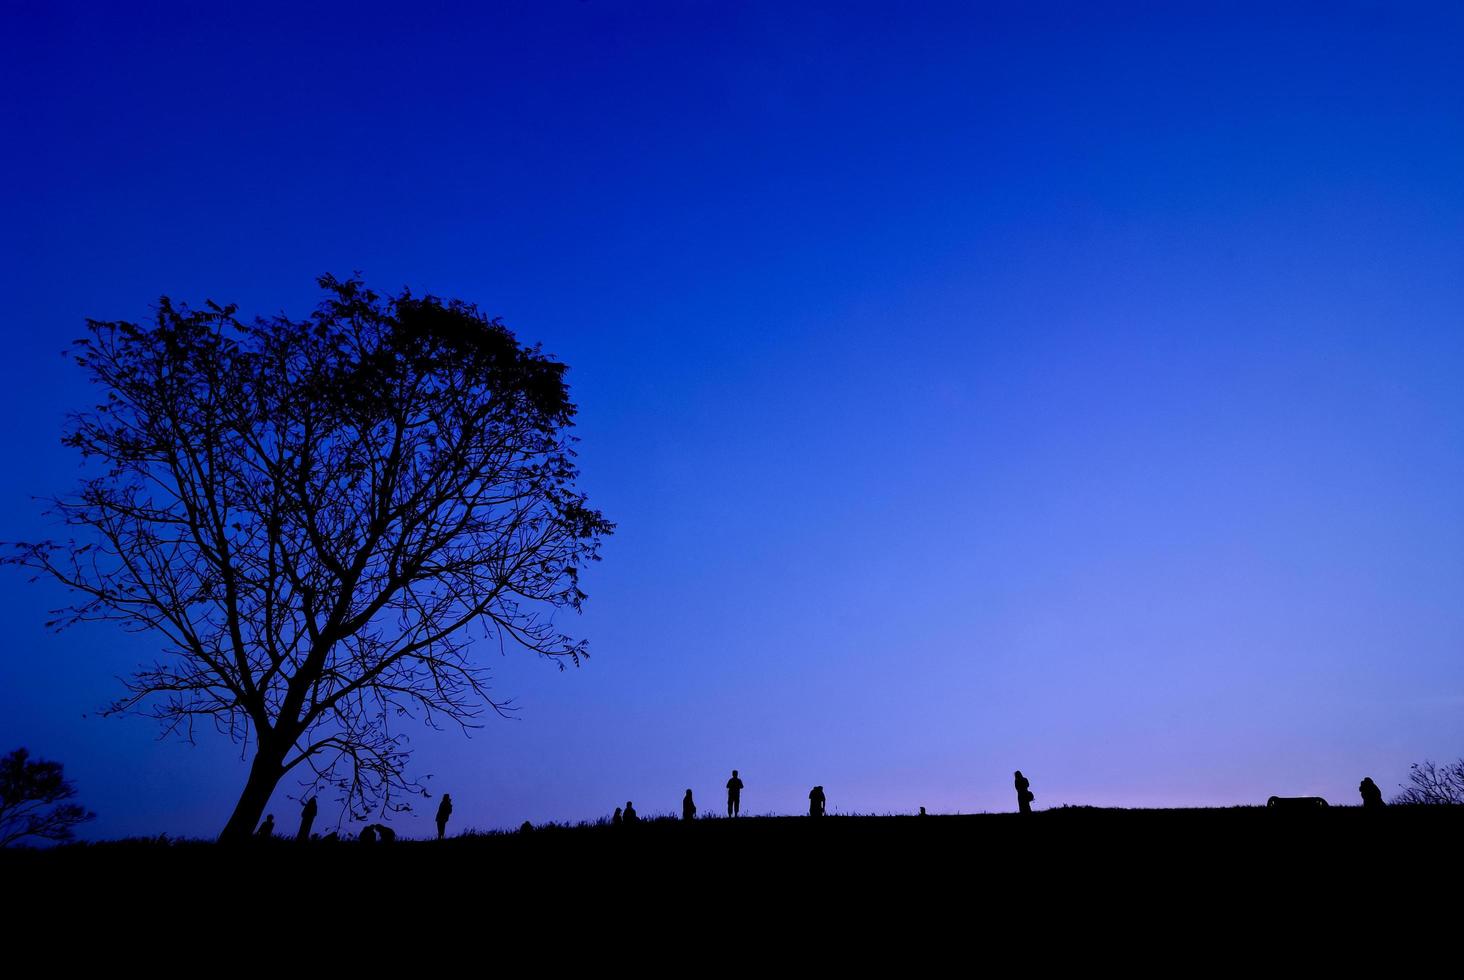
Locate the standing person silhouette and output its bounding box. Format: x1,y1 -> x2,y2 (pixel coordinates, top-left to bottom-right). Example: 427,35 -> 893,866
436,793 -> 453,839
612,807 -> 622,826
296,797 -> 318,841
683,789 -> 696,821
256,814 -> 275,838
624,801 -> 638,824
808,785 -> 826,817
1014,771 -> 1033,814
726,769 -> 744,817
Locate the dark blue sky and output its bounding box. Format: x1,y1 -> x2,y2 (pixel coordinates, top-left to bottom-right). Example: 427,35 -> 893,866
3,1 -> 1463,837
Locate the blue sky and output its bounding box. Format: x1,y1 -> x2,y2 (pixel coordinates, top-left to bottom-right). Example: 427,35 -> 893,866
2,1 -> 1463,837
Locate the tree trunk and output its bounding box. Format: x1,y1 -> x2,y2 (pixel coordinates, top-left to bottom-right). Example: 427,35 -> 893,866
218,742 -> 287,842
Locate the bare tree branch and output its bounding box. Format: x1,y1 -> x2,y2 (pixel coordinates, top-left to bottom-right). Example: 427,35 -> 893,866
1391,758 -> 1464,805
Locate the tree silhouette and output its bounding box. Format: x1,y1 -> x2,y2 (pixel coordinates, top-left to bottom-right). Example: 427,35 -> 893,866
9,275 -> 613,840
0,747 -> 95,847
1391,758 -> 1464,805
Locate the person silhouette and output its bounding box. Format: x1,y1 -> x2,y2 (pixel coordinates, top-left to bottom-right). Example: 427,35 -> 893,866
296,797 -> 318,841
612,806 -> 622,826
436,793 -> 453,839
809,785 -> 826,817
1359,777 -> 1385,808
918,806 -> 927,817
624,801 -> 638,824
726,769 -> 744,817
682,789 -> 696,822
1014,771 -> 1033,814
256,814 -> 275,838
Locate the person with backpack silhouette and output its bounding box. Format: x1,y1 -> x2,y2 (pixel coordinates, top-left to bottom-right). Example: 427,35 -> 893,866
436,793 -> 453,839
296,797 -> 318,841
726,769 -> 744,817
683,789 -> 696,821
809,785 -> 826,817
1014,771 -> 1034,814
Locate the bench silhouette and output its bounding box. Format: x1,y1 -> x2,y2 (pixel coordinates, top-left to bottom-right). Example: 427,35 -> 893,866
1265,796 -> 1329,809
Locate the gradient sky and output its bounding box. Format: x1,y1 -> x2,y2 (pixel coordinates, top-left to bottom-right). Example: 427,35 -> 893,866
3,1 -> 1463,839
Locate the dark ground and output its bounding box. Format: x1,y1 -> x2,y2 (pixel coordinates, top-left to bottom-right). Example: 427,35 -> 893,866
6,807 -> 1452,961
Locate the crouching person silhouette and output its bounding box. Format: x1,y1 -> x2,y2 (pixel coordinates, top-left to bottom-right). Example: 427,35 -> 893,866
1359,777 -> 1385,808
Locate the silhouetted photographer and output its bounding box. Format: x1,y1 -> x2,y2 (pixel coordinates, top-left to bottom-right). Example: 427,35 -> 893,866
296,797 -> 317,841
726,770 -> 744,817
1014,771 -> 1034,814
436,793 -> 453,839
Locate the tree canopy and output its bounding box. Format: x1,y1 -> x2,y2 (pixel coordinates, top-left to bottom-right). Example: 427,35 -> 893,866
0,747 -> 95,847
10,275 -> 613,839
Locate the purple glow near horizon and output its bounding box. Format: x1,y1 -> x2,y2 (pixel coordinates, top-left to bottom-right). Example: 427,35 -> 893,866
1,2 -> 1462,838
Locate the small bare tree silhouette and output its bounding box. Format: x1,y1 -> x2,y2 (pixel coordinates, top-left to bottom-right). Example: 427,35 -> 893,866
1391,758 -> 1464,805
